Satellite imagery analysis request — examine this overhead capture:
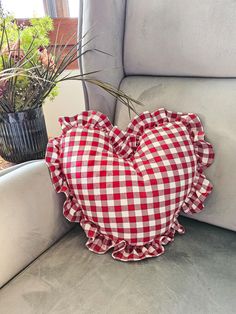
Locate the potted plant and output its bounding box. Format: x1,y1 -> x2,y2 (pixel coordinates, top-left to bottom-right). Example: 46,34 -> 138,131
0,12 -> 141,163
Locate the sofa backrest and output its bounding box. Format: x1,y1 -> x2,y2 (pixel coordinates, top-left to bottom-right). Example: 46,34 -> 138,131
124,0 -> 236,77
80,0 -> 236,122
79,0 -> 126,122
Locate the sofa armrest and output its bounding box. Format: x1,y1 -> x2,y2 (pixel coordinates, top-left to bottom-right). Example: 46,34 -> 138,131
0,160 -> 73,288
0,160 -> 37,177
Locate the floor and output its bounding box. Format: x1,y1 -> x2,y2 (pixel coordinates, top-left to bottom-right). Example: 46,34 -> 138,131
0,217 -> 235,314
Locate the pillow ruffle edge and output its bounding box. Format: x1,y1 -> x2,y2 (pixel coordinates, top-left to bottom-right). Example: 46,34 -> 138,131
81,216 -> 185,261
125,108 -> 214,214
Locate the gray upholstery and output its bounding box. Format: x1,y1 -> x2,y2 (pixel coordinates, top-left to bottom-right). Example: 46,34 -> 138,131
0,160 -> 38,177
80,0 -> 236,231
0,219 -> 236,314
124,0 -> 236,76
0,161 -> 72,288
79,0 -> 125,122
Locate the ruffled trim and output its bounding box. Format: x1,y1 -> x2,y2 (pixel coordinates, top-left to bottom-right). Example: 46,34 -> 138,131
46,108 -> 214,261
81,216 -> 185,261
46,137 -> 82,222
125,108 -> 214,214
58,110 -> 113,133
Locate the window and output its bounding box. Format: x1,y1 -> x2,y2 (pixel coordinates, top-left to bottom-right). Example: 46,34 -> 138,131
1,0 -> 45,18
1,0 -> 79,69
68,0 -> 79,17
1,0 -> 79,18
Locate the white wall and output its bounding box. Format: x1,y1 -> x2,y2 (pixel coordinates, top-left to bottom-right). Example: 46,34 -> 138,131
43,70 -> 85,137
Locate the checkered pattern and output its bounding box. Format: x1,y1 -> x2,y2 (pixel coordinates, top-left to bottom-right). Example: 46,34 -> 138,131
46,108 -> 214,261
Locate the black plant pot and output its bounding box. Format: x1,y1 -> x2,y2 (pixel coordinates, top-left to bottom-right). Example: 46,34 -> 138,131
0,107 -> 48,163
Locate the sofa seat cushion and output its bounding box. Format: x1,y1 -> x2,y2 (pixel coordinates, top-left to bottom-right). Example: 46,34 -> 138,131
115,76 -> 236,231
0,218 -> 236,314
46,109 -> 213,261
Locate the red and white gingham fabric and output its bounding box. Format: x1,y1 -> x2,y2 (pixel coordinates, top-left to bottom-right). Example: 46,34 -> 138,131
46,108 -> 214,261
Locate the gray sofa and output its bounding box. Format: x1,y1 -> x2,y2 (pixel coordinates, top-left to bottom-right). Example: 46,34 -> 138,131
0,1 -> 235,313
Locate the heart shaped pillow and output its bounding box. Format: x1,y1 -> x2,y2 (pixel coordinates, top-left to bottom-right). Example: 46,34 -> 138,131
46,108 -> 214,261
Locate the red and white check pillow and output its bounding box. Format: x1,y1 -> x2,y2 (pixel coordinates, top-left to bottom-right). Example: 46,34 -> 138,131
46,108 -> 214,261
